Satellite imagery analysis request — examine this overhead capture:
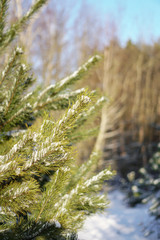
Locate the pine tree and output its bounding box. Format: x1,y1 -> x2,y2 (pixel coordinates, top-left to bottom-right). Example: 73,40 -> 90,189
0,1 -> 114,239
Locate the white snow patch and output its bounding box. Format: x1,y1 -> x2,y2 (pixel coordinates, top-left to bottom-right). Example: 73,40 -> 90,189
78,189 -> 158,240
81,95 -> 91,104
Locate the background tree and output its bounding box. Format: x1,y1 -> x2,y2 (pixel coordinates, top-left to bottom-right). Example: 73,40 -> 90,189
96,40 -> 160,174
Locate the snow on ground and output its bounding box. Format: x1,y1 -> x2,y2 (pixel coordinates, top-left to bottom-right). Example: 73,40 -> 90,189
78,189 -> 159,240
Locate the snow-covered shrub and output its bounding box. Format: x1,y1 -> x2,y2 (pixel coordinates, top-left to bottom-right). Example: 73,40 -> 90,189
127,143 -> 160,218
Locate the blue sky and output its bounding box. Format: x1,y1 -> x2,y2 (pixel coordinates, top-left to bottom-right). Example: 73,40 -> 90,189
83,0 -> 160,45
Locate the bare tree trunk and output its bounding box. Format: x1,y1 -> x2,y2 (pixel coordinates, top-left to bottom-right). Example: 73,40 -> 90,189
94,104 -> 108,153
94,48 -> 113,167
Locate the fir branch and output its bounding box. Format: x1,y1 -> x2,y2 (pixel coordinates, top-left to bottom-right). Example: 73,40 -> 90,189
0,47 -> 23,86
66,152 -> 100,191
56,94 -> 92,132
23,142 -> 68,171
0,213 -> 17,231
0,130 -> 33,168
17,94 -> 92,174
0,179 -> 40,214
0,47 -> 36,131
68,96 -> 107,138
63,152 -> 100,197
73,194 -> 108,217
0,0 -> 9,37
4,65 -> 31,115
35,168 -> 71,223
0,0 -> 48,51
36,55 -> 101,104
54,167 -> 113,222
0,0 -> 114,238
0,93 -> 93,178
33,88 -> 86,113
1,103 -> 32,131
75,96 -> 108,127
84,168 -> 113,188
35,169 -> 60,222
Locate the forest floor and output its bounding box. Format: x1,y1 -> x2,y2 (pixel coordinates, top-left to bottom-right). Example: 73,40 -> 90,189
78,188 -> 160,240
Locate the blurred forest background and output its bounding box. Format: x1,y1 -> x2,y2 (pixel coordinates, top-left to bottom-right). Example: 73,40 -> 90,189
8,0 -> 160,177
